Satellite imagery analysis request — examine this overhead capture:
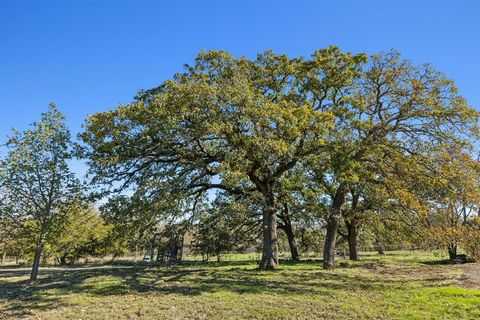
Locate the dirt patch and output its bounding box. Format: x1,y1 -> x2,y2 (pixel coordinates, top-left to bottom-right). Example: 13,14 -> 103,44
361,262 -> 388,271
458,264 -> 480,289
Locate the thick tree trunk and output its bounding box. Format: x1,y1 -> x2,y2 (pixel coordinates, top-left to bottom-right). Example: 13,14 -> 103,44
30,242 -> 44,283
279,205 -> 300,262
377,246 -> 385,255
168,242 -> 179,263
323,186 -> 346,270
346,220 -> 359,261
448,243 -> 457,260
260,191 -> 279,270
323,217 -> 339,269
284,220 -> 300,262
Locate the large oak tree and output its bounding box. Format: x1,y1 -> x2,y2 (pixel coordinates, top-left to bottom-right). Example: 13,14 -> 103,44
82,48 -> 364,269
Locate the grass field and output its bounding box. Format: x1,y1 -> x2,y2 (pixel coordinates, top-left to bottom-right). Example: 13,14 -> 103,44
1,251 -> 479,320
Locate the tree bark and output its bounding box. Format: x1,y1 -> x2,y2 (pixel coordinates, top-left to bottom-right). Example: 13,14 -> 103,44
323,217 -> 339,269
345,219 -> 359,260
30,242 -> 44,283
278,204 -> 300,262
448,243 -> 457,260
377,246 -> 385,255
260,189 -> 279,270
168,242 -> 179,263
283,219 -> 299,262
323,186 -> 346,269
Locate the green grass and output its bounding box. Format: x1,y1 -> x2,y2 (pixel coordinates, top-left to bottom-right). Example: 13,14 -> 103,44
0,251 -> 479,319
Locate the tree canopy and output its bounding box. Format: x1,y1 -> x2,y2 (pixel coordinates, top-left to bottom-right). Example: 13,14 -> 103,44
1,47 -> 478,276
0,104 -> 83,281
81,47 -> 479,269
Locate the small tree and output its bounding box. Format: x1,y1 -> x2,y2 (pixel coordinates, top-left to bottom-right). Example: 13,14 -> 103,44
422,150 -> 480,260
462,217 -> 480,262
50,205 -> 112,265
0,104 -> 82,282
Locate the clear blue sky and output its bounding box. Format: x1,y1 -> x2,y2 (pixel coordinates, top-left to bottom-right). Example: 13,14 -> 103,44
1,1 -> 479,170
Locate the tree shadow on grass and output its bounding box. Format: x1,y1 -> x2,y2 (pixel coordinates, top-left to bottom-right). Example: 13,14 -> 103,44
420,259 -> 457,265
0,260 -> 453,318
